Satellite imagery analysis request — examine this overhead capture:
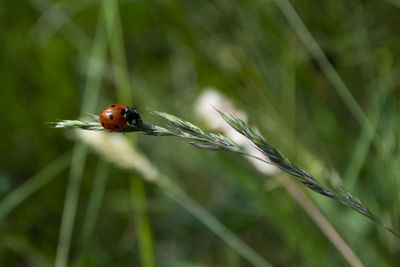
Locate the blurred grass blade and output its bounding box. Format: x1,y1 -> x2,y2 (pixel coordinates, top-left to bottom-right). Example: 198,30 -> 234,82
271,0 -> 374,136
75,160 -> 110,267
55,3 -> 108,267
102,0 -> 131,102
131,175 -> 155,267
102,1 -> 156,265
0,152 -> 71,220
1,234 -> 52,267
80,161 -> 110,245
55,143 -> 88,267
344,89 -> 386,190
73,131 -> 272,267
285,181 -> 364,267
29,0 -> 91,53
217,111 -> 399,237
158,176 -> 272,267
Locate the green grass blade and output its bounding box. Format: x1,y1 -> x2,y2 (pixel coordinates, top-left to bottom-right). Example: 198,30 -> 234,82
158,176 -> 272,267
55,143 -> 88,267
102,0 -> 132,102
28,0 -> 91,54
80,161 -> 110,245
71,131 -> 272,266
272,0 -> 373,134
54,3 -> 108,266
343,94 -> 381,190
0,152 -> 71,220
131,175 -> 155,267
1,234 -> 52,267
74,160 -> 110,267
344,63 -> 393,190
102,1 -> 156,265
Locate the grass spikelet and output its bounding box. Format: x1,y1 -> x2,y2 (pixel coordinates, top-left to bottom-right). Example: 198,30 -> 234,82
52,108 -> 400,238
153,110 -> 205,136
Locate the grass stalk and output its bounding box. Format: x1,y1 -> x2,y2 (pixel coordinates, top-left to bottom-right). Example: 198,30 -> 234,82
52,108 -> 400,238
102,1 -> 156,265
285,180 -> 363,267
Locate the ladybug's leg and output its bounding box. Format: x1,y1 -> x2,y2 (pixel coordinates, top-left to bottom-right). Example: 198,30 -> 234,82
136,119 -> 143,128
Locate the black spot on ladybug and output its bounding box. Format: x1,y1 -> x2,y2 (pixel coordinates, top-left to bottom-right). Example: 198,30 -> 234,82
120,109 -> 126,115
114,124 -> 119,128
111,104 -> 116,108
109,114 -> 114,120
102,122 -> 105,127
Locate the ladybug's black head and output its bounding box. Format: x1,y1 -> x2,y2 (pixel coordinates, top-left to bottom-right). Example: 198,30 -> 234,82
126,108 -> 142,127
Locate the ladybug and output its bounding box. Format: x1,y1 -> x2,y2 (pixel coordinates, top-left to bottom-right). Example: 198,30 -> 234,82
99,104 -> 142,131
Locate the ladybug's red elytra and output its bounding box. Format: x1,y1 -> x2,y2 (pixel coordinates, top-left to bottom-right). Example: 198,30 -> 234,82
99,104 -> 142,131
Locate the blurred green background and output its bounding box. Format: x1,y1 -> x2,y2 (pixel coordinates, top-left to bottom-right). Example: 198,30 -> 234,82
1,0 -> 400,266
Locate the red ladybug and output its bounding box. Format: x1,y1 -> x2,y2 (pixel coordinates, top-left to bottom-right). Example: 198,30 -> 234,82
99,104 -> 142,131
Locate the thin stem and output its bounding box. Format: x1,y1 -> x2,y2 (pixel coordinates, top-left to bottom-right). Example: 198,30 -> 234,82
285,181 -> 364,267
